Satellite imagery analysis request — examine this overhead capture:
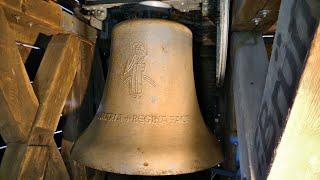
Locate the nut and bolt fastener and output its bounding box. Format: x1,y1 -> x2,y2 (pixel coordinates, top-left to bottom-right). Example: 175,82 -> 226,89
252,17 -> 262,26
259,9 -> 271,18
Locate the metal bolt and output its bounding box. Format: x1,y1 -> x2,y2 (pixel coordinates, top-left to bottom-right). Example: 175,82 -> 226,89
259,9 -> 270,18
15,15 -> 21,22
252,17 -> 262,26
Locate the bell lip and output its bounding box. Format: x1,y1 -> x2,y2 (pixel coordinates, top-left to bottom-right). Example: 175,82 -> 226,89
71,133 -> 223,176
72,158 -> 222,176
112,18 -> 192,37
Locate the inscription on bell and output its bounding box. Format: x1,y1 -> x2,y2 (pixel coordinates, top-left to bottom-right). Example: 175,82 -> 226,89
97,112 -> 190,124
122,42 -> 156,98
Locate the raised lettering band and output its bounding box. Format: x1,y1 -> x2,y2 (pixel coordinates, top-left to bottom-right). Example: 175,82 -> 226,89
97,112 -> 190,124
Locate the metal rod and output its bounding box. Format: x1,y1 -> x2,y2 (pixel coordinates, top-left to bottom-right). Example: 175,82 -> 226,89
16,41 -> 40,50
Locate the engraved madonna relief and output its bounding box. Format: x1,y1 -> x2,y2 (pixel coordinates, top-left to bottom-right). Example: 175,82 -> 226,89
122,42 -> 156,98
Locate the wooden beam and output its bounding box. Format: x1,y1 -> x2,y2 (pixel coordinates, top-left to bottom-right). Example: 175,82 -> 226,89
252,0 -> 319,179
0,0 -> 97,43
61,12 -> 97,44
12,23 -> 41,50
231,0 -> 281,32
44,141 -> 70,180
17,34 -> 80,179
230,32 -> 269,179
0,143 -> 49,179
18,46 -> 32,63
30,34 -> 80,145
0,0 -> 61,34
0,7 -> 39,143
1,140 -> 67,180
23,0 -> 62,28
0,4 -> 83,177
0,34 -> 79,180
268,24 -> 320,180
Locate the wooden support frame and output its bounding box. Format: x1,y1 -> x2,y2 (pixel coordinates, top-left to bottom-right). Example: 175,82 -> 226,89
231,0 -> 281,32
268,23 -> 320,180
0,0 -> 97,44
252,1 -> 319,179
0,6 -> 82,179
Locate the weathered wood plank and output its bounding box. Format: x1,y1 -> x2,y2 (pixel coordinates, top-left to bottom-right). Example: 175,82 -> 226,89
0,144 -> 49,179
0,7 -> 39,143
0,4 -> 83,178
23,0 -> 62,29
232,0 -> 281,31
44,141 -> 70,180
29,34 -> 80,145
0,0 -> 22,11
27,34 -> 79,179
0,0 -> 61,34
12,23 -> 40,47
252,0 -> 320,179
3,34 -> 80,180
61,13 -> 97,44
0,0 -> 97,43
18,46 -> 32,63
268,24 -> 320,180
230,32 -> 269,180
0,143 -> 68,180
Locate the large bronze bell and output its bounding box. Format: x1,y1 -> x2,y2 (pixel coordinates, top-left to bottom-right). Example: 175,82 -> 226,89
71,19 -> 222,175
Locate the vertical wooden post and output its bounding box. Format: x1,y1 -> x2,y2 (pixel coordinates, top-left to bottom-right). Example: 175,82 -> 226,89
18,34 -> 80,180
61,40 -> 106,180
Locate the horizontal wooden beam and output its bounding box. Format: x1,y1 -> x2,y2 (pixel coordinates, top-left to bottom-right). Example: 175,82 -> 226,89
231,0 -> 280,32
0,7 -> 39,143
14,34 -> 80,180
0,0 -> 97,43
